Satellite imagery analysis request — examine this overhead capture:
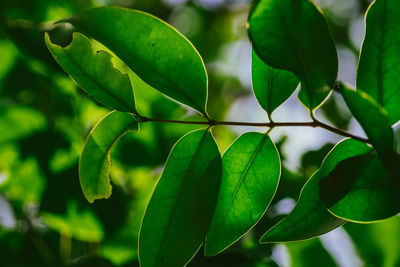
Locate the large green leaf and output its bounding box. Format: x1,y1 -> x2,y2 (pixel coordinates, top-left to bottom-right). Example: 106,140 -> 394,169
357,0 -> 400,125
340,83 -> 394,155
139,129 -> 221,267
45,32 -> 136,113
319,154 -> 400,222
64,6 -> 209,116
248,0 -> 338,110
260,139 -> 371,243
205,132 -> 280,256
79,111 -> 138,203
251,49 -> 299,116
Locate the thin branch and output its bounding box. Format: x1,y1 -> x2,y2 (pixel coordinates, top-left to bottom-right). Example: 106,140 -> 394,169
138,116 -> 370,144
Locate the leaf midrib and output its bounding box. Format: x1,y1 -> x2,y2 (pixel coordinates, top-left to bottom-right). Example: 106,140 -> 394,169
223,134 -> 269,219
152,130 -> 209,264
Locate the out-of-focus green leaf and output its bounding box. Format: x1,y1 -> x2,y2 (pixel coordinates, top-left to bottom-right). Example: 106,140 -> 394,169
286,238 -> 337,267
345,216 -> 400,267
340,83 -> 393,155
139,129 -> 221,267
65,6 -> 209,116
248,0 -> 338,110
319,154 -> 400,222
42,201 -> 104,242
251,49 -> 298,115
45,32 -> 136,113
0,105 -> 47,144
357,0 -> 400,125
260,139 -> 371,243
205,132 -> 280,256
80,111 -> 138,203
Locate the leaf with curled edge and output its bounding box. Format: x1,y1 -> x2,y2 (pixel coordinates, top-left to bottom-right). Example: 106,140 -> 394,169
63,6 -> 209,116
45,32 -> 136,113
319,154 -> 400,222
79,111 -> 138,203
260,138 -> 371,243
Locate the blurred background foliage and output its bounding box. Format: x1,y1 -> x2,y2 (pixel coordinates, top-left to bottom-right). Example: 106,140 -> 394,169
0,0 -> 399,266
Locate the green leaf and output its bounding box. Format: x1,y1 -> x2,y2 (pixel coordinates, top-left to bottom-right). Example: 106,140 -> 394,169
357,0 -> 400,125
64,6 -> 209,116
139,129 -> 221,267
251,49 -> 299,115
41,201 -> 105,242
45,32 -> 136,113
205,132 -> 280,256
248,0 -> 338,110
260,138 -> 371,243
319,154 -> 400,222
340,83 -> 394,155
79,111 -> 138,203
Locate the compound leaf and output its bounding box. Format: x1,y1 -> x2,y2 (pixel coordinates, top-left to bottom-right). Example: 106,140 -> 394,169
251,49 -> 299,115
64,6 -> 209,116
248,0 -> 338,110
319,154 -> 400,222
205,132 -> 280,256
139,129 -> 221,267
260,139 -> 371,243
45,32 -> 136,113
357,0 -> 400,125
80,111 -> 138,203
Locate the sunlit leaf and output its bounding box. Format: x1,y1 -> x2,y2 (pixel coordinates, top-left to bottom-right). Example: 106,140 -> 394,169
80,111 -> 138,203
205,132 -> 280,255
248,0 -> 338,110
319,154 -> 400,222
340,83 -> 394,155
251,49 -> 298,115
0,105 -> 47,144
260,139 -> 371,243
45,32 -> 136,113
357,0 -> 400,125
139,129 -> 221,267
41,201 -> 105,242
64,6 -> 209,116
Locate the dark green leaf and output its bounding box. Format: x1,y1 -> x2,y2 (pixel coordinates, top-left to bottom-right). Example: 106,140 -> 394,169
260,139 -> 371,243
79,111 -> 138,203
45,32 -> 136,113
251,49 -> 298,115
357,0 -> 400,125
319,154 -> 400,222
248,0 -> 338,110
340,83 -> 394,155
139,129 -> 221,267
64,7 -> 209,116
205,132 -> 280,256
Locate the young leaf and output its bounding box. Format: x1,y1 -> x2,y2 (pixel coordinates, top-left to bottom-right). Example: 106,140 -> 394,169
248,0 -> 338,110
260,139 -> 371,243
205,132 -> 280,256
340,83 -> 394,155
357,0 -> 400,125
319,154 -> 400,222
251,49 -> 299,116
45,32 -> 136,113
139,129 -> 221,267
64,6 -> 209,116
79,111 -> 138,203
